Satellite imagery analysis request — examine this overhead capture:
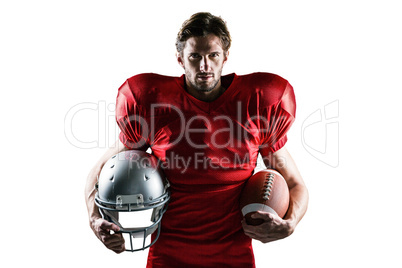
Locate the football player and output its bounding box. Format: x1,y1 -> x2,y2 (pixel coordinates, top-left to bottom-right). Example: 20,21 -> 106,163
85,12 -> 308,267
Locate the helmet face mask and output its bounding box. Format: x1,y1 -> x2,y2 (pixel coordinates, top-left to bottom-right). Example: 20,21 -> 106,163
95,150 -> 170,252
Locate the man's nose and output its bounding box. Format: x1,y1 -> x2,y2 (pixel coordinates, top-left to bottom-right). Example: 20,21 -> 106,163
200,57 -> 210,72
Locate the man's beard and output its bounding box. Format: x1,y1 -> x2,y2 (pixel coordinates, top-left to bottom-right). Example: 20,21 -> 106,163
186,69 -> 222,92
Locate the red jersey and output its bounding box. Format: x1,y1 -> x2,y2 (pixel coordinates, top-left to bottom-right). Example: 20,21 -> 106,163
115,72 -> 296,267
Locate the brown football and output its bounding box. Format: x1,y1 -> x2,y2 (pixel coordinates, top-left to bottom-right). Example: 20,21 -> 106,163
240,169 -> 290,225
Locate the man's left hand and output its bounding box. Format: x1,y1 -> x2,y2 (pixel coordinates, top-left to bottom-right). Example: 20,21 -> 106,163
241,211 -> 295,243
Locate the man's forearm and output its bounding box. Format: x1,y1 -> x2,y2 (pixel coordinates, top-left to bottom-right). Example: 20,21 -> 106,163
285,183 -> 309,231
262,147 -> 309,231
84,140 -> 128,222
85,165 -> 103,221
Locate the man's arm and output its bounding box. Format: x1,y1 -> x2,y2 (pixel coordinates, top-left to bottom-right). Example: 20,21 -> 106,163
242,146 -> 309,243
85,139 -> 128,253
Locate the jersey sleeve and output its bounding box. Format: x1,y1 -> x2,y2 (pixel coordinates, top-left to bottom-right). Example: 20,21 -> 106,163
115,79 -> 149,151
258,82 -> 296,155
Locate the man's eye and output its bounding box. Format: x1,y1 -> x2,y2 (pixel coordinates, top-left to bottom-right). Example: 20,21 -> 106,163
210,53 -> 219,57
189,54 -> 201,59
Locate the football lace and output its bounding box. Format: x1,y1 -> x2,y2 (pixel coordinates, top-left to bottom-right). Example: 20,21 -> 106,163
263,173 -> 275,200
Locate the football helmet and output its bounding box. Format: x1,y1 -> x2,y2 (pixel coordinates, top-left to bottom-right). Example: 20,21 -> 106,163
95,150 -> 170,252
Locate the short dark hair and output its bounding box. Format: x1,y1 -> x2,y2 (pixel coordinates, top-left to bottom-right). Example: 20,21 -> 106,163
176,12 -> 231,55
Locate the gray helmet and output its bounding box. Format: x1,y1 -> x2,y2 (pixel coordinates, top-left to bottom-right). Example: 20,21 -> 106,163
95,150 -> 170,252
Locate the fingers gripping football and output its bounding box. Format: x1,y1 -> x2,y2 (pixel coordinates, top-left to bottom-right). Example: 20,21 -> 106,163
242,211 -> 294,243
92,218 -> 126,253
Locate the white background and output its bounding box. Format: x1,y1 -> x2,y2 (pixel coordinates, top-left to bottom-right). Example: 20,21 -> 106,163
1,0 -> 401,267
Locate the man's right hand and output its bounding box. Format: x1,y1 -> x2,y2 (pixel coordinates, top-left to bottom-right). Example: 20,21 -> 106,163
91,218 -> 125,253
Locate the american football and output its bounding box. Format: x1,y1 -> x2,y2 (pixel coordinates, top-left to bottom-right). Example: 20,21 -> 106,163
240,169 -> 290,225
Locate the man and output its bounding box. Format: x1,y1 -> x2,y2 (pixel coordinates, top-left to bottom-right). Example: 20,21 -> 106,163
85,12 -> 308,267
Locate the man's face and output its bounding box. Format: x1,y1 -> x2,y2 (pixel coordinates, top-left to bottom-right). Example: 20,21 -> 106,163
177,34 -> 228,101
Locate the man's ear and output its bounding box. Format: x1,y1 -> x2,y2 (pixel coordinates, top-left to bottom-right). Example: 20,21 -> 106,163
176,52 -> 185,68
223,50 -> 229,66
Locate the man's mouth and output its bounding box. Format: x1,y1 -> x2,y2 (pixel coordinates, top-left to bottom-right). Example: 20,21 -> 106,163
197,73 -> 214,80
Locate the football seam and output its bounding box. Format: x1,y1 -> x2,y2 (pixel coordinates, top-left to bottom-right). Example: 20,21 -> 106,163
262,172 -> 275,200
